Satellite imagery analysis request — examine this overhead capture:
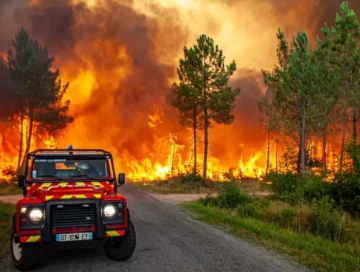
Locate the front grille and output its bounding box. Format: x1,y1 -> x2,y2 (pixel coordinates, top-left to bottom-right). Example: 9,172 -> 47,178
50,203 -> 97,228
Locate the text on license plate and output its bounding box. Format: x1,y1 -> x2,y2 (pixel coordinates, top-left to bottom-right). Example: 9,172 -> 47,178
56,232 -> 93,242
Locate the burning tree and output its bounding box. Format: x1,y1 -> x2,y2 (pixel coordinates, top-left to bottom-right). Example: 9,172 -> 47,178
5,28 -> 73,173
171,34 -> 241,183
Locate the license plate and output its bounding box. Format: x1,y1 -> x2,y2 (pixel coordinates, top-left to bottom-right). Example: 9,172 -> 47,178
56,232 -> 93,242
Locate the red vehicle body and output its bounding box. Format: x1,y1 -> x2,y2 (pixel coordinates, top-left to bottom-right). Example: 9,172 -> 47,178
11,148 -> 136,271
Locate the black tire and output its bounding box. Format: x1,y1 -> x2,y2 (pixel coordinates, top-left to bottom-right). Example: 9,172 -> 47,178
10,231 -> 42,271
104,220 -> 136,261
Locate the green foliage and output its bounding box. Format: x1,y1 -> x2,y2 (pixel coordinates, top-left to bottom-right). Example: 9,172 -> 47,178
200,181 -> 251,209
267,172 -> 299,198
266,168 -> 360,218
309,196 -> 343,241
331,172 -> 360,217
182,34 -> 240,126
198,183 -> 360,244
237,198 -> 269,218
217,181 -> 251,209
195,172 -> 360,246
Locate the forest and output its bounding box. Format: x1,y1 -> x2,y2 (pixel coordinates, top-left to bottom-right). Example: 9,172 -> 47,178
0,1 -> 359,215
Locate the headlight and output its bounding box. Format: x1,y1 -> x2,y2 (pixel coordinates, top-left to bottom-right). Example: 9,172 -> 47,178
28,208 -> 43,222
103,204 -> 116,218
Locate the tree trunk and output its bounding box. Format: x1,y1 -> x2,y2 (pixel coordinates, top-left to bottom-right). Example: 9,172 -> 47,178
17,108 -> 24,175
20,112 -> 34,174
340,119 -> 346,172
193,107 -> 197,175
352,102 -> 357,144
170,137 -> 175,175
203,111 -> 209,185
300,106 -> 306,176
266,129 -> 271,175
322,130 -> 327,172
297,141 -> 301,174
275,139 -> 278,173
352,101 -> 358,172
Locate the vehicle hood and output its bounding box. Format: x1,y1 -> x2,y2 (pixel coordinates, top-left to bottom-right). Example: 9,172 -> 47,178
26,181 -> 114,201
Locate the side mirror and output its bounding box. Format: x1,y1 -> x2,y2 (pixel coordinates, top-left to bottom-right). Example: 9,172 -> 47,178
18,175 -> 25,189
118,173 -> 125,186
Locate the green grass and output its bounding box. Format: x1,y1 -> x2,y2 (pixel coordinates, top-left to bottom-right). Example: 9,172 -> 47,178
182,201 -> 360,272
0,202 -> 15,257
0,182 -> 22,196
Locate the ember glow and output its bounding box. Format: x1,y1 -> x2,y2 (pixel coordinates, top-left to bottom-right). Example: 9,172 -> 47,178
0,0 -> 357,181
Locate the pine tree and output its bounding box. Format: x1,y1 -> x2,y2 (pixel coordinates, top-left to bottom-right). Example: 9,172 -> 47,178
174,34 -> 240,182
7,28 -> 73,173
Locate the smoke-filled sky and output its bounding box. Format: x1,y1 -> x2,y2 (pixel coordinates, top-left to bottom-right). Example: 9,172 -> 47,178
0,0 -> 360,177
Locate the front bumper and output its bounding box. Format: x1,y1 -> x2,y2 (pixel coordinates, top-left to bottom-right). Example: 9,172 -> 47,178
17,199 -> 127,243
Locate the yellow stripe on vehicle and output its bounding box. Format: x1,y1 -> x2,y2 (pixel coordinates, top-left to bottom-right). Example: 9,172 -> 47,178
58,182 -> 68,187
45,196 -> 54,200
60,194 -> 87,199
26,236 -> 40,242
76,182 -> 86,186
106,231 -> 120,237
39,183 -> 52,189
91,182 -> 102,187
75,194 -> 87,199
93,194 -> 102,198
61,195 -> 73,199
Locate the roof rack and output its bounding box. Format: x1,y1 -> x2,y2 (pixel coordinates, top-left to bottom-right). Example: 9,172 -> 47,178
28,149 -> 111,156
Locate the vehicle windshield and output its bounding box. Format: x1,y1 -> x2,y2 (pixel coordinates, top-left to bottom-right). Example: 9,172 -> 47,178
31,157 -> 110,180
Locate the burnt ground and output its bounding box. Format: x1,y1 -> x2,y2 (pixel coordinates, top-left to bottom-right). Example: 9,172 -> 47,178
0,184 -> 309,272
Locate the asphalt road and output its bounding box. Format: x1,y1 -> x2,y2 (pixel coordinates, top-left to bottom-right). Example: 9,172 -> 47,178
0,184 -> 309,272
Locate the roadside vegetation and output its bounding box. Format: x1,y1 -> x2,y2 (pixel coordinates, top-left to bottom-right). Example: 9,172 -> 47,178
0,202 -> 15,257
183,178 -> 360,272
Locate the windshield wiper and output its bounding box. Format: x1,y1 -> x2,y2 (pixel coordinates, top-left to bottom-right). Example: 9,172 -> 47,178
38,174 -> 61,180
70,174 -> 94,180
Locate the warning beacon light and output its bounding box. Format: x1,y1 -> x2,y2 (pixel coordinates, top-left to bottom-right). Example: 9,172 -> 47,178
67,145 -> 73,151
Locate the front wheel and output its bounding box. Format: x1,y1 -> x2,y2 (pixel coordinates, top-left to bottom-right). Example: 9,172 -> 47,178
104,220 -> 136,261
10,231 -> 42,271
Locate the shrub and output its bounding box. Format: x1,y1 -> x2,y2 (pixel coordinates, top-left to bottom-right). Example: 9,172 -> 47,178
217,181 -> 251,209
237,200 -> 261,217
331,172 -> 360,218
302,175 -> 331,201
199,195 -> 220,207
199,181 -> 251,209
309,196 -> 342,241
267,172 -> 298,196
266,172 -> 305,203
256,201 -> 297,228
